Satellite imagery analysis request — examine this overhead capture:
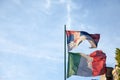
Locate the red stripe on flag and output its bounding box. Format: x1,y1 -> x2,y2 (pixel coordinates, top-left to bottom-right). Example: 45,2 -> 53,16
90,50 -> 106,76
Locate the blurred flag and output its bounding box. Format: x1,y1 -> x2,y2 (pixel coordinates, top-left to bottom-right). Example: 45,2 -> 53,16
66,30 -> 100,51
67,50 -> 106,78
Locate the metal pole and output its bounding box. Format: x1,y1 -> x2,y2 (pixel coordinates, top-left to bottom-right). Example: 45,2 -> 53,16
64,25 -> 66,80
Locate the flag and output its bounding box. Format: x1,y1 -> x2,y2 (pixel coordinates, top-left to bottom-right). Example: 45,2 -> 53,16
67,50 -> 106,78
66,30 -> 100,51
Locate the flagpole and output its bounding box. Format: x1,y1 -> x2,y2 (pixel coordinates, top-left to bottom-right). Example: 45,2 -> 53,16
64,25 -> 66,80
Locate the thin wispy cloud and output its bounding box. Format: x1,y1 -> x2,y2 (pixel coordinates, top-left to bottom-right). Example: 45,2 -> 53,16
66,0 -> 71,29
41,0 -> 52,15
0,37 -> 26,53
59,0 -> 65,3
65,0 -> 90,30
45,0 -> 51,10
0,36 -> 63,62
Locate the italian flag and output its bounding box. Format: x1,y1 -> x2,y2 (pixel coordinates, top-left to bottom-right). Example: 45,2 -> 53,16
67,50 -> 106,78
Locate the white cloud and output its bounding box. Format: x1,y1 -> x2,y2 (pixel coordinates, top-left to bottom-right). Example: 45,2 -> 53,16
0,37 -> 26,53
45,0 -> 51,10
59,0 -> 65,3
66,0 -> 86,30
0,36 -> 63,63
66,0 -> 71,29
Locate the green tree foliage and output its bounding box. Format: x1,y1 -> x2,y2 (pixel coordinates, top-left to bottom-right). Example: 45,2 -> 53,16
115,48 -> 120,80
115,48 -> 120,67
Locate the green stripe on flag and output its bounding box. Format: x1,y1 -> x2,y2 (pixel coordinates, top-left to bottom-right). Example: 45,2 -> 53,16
67,52 -> 81,78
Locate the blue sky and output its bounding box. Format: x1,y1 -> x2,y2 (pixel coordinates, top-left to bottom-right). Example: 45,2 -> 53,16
0,0 -> 120,80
